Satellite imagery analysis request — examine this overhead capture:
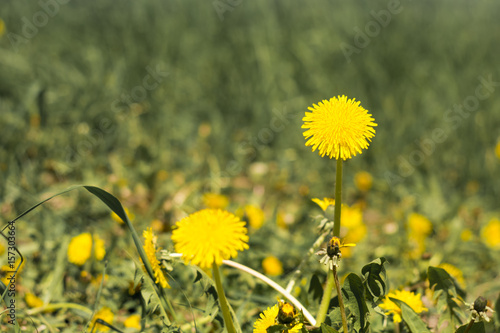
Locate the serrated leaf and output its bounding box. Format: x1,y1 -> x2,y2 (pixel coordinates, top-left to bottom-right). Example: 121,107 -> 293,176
361,257 -> 388,302
320,323 -> 339,333
456,321 -> 485,333
390,298 -> 431,333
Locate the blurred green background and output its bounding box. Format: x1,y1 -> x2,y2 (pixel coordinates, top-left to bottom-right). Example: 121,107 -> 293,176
1,0 -> 500,330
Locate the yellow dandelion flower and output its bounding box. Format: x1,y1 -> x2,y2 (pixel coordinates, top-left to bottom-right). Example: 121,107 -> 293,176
262,256 -> 283,276
495,142 -> 500,159
341,204 -> 363,229
344,223 -> 367,246
437,263 -> 466,288
245,205 -> 265,229
172,209 -> 249,269
481,218 -> 500,249
408,213 -> 432,239
354,171 -> 373,192
253,304 -> 279,333
312,197 -> 336,211
379,289 -> 428,323
143,228 -> 170,289
25,293 -> 44,308
124,314 -> 141,329
460,229 -> 473,242
94,235 -> 106,261
202,193 -> 229,209
111,207 -> 135,224
68,233 -> 92,265
302,95 -> 377,160
91,307 -> 114,332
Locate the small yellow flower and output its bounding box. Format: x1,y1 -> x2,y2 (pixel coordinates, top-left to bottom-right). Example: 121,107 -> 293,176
91,307 -> 114,332
25,293 -> 43,308
1,259 -> 24,285
67,233 -> 106,265
481,218 -> 500,249
262,256 -> 283,276
253,304 -> 279,333
124,314 -> 141,329
437,263 -> 465,288
202,193 -> 229,209
111,207 -> 135,224
379,289 -> 428,323
68,233 -> 92,265
253,302 -> 303,333
354,171 -> 373,192
143,228 -> 170,289
172,209 -> 249,269
460,229 -> 473,242
302,95 -> 377,160
94,235 -> 106,261
312,197 -> 336,211
408,213 -> 432,239
245,205 -> 265,229
495,142 -> 500,159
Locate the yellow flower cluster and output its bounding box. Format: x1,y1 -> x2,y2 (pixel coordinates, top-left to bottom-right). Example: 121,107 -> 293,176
407,213 -> 432,259
379,289 -> 428,323
172,209 -> 249,269
67,233 -> 106,266
302,95 -> 377,160
143,228 -> 170,289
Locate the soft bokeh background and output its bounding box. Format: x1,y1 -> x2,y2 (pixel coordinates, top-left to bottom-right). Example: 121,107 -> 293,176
1,0 -> 499,331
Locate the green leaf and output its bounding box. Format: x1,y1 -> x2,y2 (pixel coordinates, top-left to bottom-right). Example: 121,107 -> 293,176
309,273 -> 324,302
320,323 -> 339,333
427,266 -> 465,329
342,273 -> 369,333
390,298 -> 431,333
456,321 -> 485,333
361,257 -> 388,302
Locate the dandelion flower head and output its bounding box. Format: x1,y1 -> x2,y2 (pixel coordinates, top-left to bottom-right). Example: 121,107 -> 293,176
481,217 -> 500,249
253,303 -> 303,333
245,204 -> 265,229
262,256 -> 283,276
253,304 -> 279,333
172,209 -> 249,269
312,197 -> 336,211
302,95 -> 377,160
67,233 -> 106,266
143,228 -> 170,288
379,289 -> 428,323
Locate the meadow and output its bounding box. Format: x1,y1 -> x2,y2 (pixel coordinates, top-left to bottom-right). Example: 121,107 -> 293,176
1,0 -> 500,332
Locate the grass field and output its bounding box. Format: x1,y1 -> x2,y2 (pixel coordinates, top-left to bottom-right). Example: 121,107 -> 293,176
1,1 -> 500,332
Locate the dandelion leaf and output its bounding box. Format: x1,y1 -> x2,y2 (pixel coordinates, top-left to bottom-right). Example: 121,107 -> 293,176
361,257 -> 388,302
390,298 -> 430,333
309,273 -> 324,302
341,273 -> 370,333
427,266 -> 465,330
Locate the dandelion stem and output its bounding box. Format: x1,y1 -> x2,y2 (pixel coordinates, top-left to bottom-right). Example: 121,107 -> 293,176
333,158 -> 343,237
315,269 -> 335,326
212,262 -> 237,333
463,319 -> 475,333
333,267 -> 348,333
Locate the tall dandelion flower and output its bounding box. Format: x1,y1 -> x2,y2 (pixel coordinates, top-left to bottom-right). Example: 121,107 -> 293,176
173,209 -> 249,333
379,289 -> 428,323
302,95 -> 377,160
172,209 -> 249,269
143,228 -> 170,289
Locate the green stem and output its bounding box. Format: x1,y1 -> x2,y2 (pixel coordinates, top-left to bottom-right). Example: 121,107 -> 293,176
333,267 -> 348,333
26,303 -> 93,316
333,158 -> 343,237
315,269 -> 335,325
212,263 -> 237,333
